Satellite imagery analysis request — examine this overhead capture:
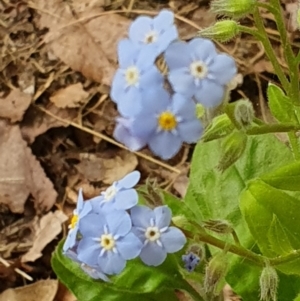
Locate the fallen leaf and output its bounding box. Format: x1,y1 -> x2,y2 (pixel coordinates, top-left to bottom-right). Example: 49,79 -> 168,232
21,211 -> 68,262
0,89 -> 31,122
173,175 -> 189,198
286,3 -> 299,32
50,83 -> 89,108
0,279 -> 58,301
55,283 -> 77,301
0,120 -> 57,213
21,104 -> 77,144
76,150 -> 138,184
34,0 -> 130,85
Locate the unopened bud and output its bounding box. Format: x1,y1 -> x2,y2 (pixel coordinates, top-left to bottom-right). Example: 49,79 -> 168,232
217,130 -> 247,172
204,252 -> 228,295
211,0 -> 257,19
202,114 -> 235,142
259,265 -> 278,301
198,20 -> 240,42
203,219 -> 233,234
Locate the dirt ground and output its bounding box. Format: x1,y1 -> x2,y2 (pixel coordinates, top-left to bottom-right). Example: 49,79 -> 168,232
0,0 -> 299,300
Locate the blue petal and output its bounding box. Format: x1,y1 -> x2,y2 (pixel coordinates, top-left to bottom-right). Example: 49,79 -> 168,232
160,227 -> 186,253
116,232 -> 143,260
194,80 -> 225,107
110,69 -> 126,104
106,210 -> 131,237
156,26 -> 178,54
142,87 -> 170,114
79,200 -> 92,218
164,41 -> 191,70
113,117 -> 147,151
117,171 -> 140,188
77,237 -> 100,266
139,66 -> 164,89
136,46 -> 158,68
131,115 -> 157,138
81,264 -> 110,282
63,249 -> 79,262
209,54 -> 237,85
171,93 -> 195,119
129,16 -> 152,44
77,189 -> 84,211
89,195 -> 104,214
188,38 -> 217,62
139,242 -> 167,266
178,119 -> 203,143
168,69 -> 195,97
117,39 -> 138,67
131,205 -> 154,229
98,251 -> 126,275
63,229 -> 77,252
148,131 -> 182,160
115,189 -> 138,210
117,87 -> 143,117
79,213 -> 106,237
153,10 -> 174,32
154,206 -> 172,229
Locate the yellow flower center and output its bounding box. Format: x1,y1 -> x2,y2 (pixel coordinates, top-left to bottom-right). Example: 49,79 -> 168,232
70,214 -> 78,229
125,66 -> 140,85
100,234 -> 115,250
158,112 -> 177,131
145,226 -> 161,242
190,61 -> 208,79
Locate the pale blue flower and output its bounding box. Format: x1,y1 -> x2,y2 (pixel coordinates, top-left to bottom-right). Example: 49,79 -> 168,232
63,189 -> 92,252
130,89 -> 203,160
131,205 -> 186,266
77,210 -> 143,275
164,38 -> 237,107
113,117 -> 147,151
182,252 -> 200,272
110,39 -> 163,117
129,9 -> 178,56
90,171 -> 140,212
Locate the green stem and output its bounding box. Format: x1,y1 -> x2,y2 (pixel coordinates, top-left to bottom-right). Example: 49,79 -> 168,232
183,282 -> 205,301
268,0 -> 299,103
252,6 -> 290,93
246,123 -> 300,135
288,132 -> 300,160
270,249 -> 300,266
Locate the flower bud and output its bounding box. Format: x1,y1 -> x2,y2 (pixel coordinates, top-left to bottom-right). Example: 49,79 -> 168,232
210,0 -> 257,19
202,114 -> 235,142
198,20 -> 240,42
204,252 -> 228,295
217,130 -> 248,172
259,265 -> 278,301
203,219 -> 233,234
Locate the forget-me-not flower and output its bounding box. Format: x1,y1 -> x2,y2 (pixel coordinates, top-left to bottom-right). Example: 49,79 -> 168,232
90,170 -> 140,212
113,117 -> 147,151
129,10 -> 178,56
110,39 -> 163,117
164,38 -> 237,107
63,189 -> 92,252
77,209 -> 142,275
182,252 -> 200,272
129,89 -> 203,160
130,205 -> 186,266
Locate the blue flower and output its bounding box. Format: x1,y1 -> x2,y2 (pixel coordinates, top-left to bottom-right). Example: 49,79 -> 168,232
164,38 -> 237,107
113,117 -> 147,151
110,39 -> 163,117
63,189 -> 92,252
130,205 -> 186,266
77,210 -> 143,275
129,9 -> 178,56
129,89 -> 203,160
90,171 -> 140,212
182,252 -> 200,272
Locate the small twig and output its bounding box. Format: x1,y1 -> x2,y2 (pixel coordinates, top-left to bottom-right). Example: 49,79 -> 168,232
0,256 -> 33,281
36,106 -> 181,174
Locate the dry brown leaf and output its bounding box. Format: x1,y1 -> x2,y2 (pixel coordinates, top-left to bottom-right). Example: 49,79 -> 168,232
0,89 -> 31,122
21,104 -> 77,144
76,150 -> 138,184
0,120 -> 57,213
34,0 -> 130,85
173,175 -> 189,198
55,283 -> 77,301
286,3 -> 299,32
21,210 -> 68,262
0,279 -> 58,301
50,83 -> 89,108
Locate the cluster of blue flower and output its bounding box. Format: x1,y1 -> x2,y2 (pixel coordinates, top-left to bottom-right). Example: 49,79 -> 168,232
63,171 -> 186,282
111,10 -> 237,160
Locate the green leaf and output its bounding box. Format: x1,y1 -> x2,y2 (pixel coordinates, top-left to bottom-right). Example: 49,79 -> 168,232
52,241 -> 181,301
186,134 -> 294,300
267,83 -> 299,124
